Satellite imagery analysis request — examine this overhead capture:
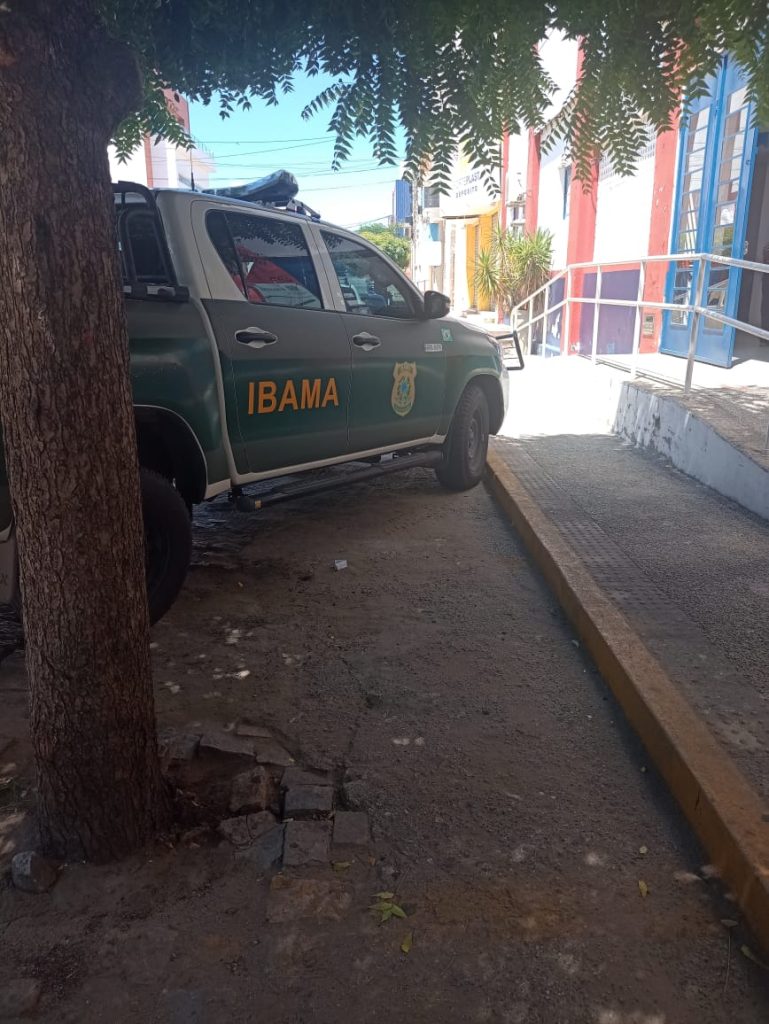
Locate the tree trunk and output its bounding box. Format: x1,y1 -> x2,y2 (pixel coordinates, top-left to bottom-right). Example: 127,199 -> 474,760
0,1 -> 170,860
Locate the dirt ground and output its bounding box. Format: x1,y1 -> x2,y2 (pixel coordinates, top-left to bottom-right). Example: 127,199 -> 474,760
1,467 -> 768,1023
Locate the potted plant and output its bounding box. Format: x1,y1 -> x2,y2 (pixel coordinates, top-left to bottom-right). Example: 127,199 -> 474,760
474,227 -> 553,352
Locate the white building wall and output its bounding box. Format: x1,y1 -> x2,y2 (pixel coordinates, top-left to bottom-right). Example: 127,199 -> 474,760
533,34 -> 579,269
593,150 -> 656,263
538,137 -> 570,268
506,130 -> 529,201
108,140 -> 215,190
108,145 -> 147,185
539,34 -> 579,121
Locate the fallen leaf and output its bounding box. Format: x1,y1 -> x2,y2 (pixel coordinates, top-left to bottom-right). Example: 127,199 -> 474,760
638,880 -> 649,898
332,861 -> 352,872
370,893 -> 407,925
401,931 -> 413,954
741,945 -> 769,970
674,871 -> 701,885
370,901 -> 393,912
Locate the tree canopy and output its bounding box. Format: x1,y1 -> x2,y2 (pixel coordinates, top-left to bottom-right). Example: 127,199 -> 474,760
358,223 -> 411,269
101,0 -> 769,186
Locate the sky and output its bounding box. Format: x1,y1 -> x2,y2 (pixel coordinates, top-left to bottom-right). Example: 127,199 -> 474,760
188,73 -> 405,229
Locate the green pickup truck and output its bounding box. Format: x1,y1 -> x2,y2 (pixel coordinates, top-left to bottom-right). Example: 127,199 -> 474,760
0,177 -> 512,623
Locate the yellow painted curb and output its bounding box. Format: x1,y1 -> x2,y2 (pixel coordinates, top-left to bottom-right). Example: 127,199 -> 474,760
486,447 -> 769,952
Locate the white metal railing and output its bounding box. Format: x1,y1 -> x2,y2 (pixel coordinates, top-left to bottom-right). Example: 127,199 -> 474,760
511,251 -> 769,394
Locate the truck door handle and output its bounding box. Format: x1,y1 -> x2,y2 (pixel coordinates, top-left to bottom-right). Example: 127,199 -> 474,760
352,332 -> 381,351
235,327 -> 278,348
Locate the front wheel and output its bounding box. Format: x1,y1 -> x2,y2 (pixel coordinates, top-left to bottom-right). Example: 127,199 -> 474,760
141,469 -> 192,625
435,383 -> 490,491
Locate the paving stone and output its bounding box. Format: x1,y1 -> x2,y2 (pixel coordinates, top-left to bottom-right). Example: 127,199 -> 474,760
280,766 -> 333,788
234,721 -> 273,739
200,731 -> 255,758
282,820 -> 331,866
158,729 -> 200,763
341,778 -> 369,811
266,875 -> 352,923
218,811 -> 276,847
0,978 -> 42,1018
332,811 -> 370,848
162,989 -> 206,1024
255,740 -> 294,767
229,766 -> 271,814
283,784 -> 334,818
235,824 -> 285,872
11,851 -> 58,894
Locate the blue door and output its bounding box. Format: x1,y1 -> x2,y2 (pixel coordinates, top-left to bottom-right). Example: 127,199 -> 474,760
661,57 -> 758,366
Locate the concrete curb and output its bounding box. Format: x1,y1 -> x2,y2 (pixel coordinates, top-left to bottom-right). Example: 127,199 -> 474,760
486,448 -> 769,953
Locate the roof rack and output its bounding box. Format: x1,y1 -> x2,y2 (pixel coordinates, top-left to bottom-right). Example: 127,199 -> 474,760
204,169 -> 321,220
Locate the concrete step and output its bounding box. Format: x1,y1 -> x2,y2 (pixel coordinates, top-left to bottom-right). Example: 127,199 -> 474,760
615,380 -> 769,522
501,356 -> 769,521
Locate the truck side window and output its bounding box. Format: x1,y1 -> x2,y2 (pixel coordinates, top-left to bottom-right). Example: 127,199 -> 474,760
123,211 -> 173,284
321,231 -> 415,319
208,210 -> 323,310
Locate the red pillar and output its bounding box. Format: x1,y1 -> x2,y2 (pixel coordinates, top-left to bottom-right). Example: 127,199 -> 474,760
524,131 -> 541,235
143,137 -> 154,187
565,161 -> 598,351
643,113 -> 680,352
561,42 -> 598,352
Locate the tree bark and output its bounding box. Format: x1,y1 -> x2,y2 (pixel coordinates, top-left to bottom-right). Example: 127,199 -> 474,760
0,1 -> 170,860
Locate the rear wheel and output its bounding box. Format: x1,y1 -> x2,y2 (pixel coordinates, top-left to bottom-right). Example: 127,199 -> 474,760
141,468 -> 192,625
435,383 -> 490,491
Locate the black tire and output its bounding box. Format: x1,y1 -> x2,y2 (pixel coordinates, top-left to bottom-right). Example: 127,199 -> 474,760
435,383 -> 490,491
141,468 -> 192,625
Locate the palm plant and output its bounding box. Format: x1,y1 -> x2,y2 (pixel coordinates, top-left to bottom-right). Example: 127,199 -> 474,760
474,227 -> 553,317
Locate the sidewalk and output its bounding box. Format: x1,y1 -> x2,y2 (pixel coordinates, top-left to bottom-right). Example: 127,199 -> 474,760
487,431 -> 769,949
491,433 -> 769,800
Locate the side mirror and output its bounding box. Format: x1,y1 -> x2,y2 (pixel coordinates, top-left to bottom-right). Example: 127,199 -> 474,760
422,290 -> 451,319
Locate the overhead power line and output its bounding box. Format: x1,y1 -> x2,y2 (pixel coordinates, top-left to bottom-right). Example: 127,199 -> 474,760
195,139 -> 338,160
204,164 -> 394,179
194,135 -> 332,145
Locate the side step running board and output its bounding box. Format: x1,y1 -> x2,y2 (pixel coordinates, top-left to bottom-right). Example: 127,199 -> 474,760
231,450 -> 444,513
